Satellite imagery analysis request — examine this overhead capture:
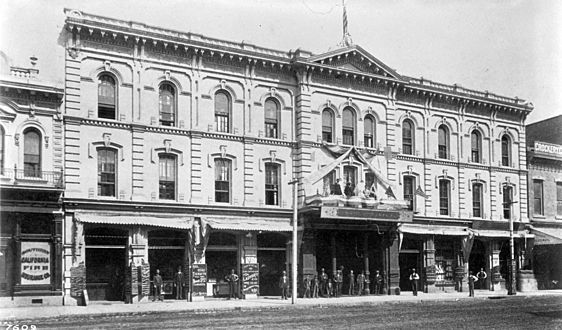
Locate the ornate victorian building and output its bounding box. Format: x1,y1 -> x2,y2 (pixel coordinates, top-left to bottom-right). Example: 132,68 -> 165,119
61,9 -> 533,304
0,52 -> 65,306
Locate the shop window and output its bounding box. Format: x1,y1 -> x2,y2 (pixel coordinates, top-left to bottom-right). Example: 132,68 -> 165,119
215,91 -> 231,133
471,130 -> 482,163
364,115 -> 375,148
20,215 -> 52,286
215,158 -> 231,203
159,154 -> 176,200
435,239 -> 456,282
23,128 -> 41,177
265,163 -> 279,205
472,183 -> 483,218
503,185 -> 513,219
501,135 -> 511,167
342,107 -> 355,145
264,98 -> 279,138
322,109 -> 334,143
557,182 -> 562,216
98,74 -> 116,120
98,148 -> 116,197
402,120 -> 414,155
159,83 -> 176,126
439,179 -> 450,215
533,180 -> 544,216
438,125 -> 449,159
403,176 -> 415,211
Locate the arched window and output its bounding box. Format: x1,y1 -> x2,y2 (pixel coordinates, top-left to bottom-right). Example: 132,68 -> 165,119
438,125 -> 449,159
501,135 -> 511,167
0,126 -> 4,174
472,182 -> 483,218
159,83 -> 176,126
342,107 -> 355,145
439,179 -> 450,215
471,130 -> 482,163
215,158 -> 232,203
264,98 -> 279,138
159,154 -> 177,200
98,74 -> 116,119
402,120 -> 414,155
98,148 -> 116,197
23,128 -> 41,177
403,176 -> 415,211
322,109 -> 334,143
215,91 -> 231,133
265,163 -> 280,205
364,115 -> 375,148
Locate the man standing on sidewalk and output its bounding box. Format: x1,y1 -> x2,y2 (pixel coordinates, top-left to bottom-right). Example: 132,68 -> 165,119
374,270 -> 383,295
174,266 -> 184,300
477,268 -> 487,290
153,269 -> 163,302
468,271 -> 479,297
226,269 -> 239,300
348,270 -> 355,296
279,270 -> 289,300
319,268 -> 328,297
356,271 -> 365,295
409,268 -> 420,296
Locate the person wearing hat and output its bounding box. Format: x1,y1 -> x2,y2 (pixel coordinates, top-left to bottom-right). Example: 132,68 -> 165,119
279,270 -> 289,300
409,268 -> 420,296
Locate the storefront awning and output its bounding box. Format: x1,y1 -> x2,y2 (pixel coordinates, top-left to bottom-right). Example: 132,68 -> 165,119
76,213 -> 193,230
468,229 -> 532,238
532,227 -> 562,245
397,223 -> 468,236
203,216 -> 292,232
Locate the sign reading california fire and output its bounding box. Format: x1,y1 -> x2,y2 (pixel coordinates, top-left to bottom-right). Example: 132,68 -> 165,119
21,242 -> 51,285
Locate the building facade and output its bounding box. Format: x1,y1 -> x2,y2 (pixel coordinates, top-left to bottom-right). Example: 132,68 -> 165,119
0,52 -> 65,306
60,9 -> 533,304
526,115 -> 562,290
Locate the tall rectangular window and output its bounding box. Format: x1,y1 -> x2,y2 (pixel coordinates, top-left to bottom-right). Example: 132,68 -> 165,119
533,180 -> 543,216
439,179 -> 450,216
159,155 -> 176,200
215,91 -> 230,133
98,74 -> 116,120
264,99 -> 279,138
215,159 -> 231,203
322,110 -> 333,143
557,182 -> 562,216
402,120 -> 413,155
403,176 -> 415,211
503,186 -> 513,219
265,163 -> 279,205
23,129 -> 41,177
472,183 -> 482,218
98,149 -> 116,197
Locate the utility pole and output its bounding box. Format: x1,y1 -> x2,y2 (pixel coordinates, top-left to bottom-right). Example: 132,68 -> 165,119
289,179 -> 298,304
506,199 -> 518,295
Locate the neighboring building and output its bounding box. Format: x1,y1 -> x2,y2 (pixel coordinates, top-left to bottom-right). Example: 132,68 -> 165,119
0,52 -> 65,306
61,9 -> 533,304
526,115 -> 562,290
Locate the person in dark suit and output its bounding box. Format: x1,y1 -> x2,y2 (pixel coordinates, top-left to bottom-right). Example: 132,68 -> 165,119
334,269 -> 343,297
225,269 -> 239,300
344,181 -> 354,197
152,269 -> 163,302
374,270 -> 383,295
279,270 -> 289,300
356,270 -> 366,296
468,271 -> 479,297
409,268 -> 420,296
348,270 -> 355,295
319,268 -> 328,297
312,275 -> 319,298
174,266 -> 184,300
331,179 -> 343,195
303,275 -> 311,298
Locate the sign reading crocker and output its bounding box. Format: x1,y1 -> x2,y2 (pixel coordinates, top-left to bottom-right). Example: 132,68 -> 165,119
21,242 -> 51,285
534,141 -> 562,157
321,207 -> 413,222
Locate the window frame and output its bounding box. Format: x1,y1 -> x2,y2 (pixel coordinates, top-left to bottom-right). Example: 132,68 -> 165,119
501,135 -> 511,167
98,73 -> 117,120
264,98 -> 279,139
533,180 -> 544,216
502,185 -> 513,219
471,130 -> 482,163
0,126 -> 4,174
403,176 -> 415,211
402,120 -> 414,155
472,183 -> 483,218
97,148 -> 117,197
215,158 -> 232,203
439,179 -> 450,216
438,125 -> 449,159
557,182 -> 562,217
342,107 -> 355,146
265,163 -> 280,206
159,154 -> 177,200
159,83 -> 176,127
363,115 -> 375,148
23,128 -> 42,177
214,91 -> 231,133
322,109 -> 334,143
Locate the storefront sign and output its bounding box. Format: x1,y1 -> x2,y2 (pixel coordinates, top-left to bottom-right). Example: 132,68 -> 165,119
21,242 -> 51,285
534,141 -> 562,159
321,207 -> 412,222
242,264 -> 259,295
192,264 -> 207,296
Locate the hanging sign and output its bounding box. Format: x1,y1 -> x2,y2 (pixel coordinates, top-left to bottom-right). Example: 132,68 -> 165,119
21,242 -> 51,285
242,264 -> 259,295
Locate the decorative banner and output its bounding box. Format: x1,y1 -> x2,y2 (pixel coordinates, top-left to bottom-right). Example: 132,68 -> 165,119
242,264 -> 259,295
21,242 -> 51,285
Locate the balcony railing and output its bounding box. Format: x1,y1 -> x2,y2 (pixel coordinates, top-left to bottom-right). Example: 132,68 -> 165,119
1,167 -> 64,188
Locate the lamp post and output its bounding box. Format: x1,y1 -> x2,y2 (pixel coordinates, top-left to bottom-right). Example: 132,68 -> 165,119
505,199 -> 518,295
288,179 -> 298,304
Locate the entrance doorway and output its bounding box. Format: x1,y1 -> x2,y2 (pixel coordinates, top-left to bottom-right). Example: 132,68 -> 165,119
84,227 -> 127,301
258,233 -> 287,296
148,229 -> 186,298
206,232 -> 238,297
399,253 -> 419,292
469,239 -> 486,289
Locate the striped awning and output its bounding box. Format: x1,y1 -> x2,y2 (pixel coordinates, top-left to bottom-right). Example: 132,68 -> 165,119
203,216 -> 292,232
76,213 -> 193,230
398,223 -> 468,236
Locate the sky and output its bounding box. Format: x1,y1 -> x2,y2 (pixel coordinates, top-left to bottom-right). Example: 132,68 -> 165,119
1,0 -> 561,124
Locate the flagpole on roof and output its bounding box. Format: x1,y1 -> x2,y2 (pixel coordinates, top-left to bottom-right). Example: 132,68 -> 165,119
341,0 -> 353,47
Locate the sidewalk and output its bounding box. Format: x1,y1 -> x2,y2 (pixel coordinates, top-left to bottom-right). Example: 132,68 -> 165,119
1,290 -> 561,321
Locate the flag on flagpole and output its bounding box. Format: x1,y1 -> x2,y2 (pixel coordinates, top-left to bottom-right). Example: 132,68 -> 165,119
343,0 -> 348,37
415,185 -> 429,199
385,186 -> 396,199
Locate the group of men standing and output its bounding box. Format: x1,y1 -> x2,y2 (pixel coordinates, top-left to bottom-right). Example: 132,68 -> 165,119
299,267 -> 385,299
